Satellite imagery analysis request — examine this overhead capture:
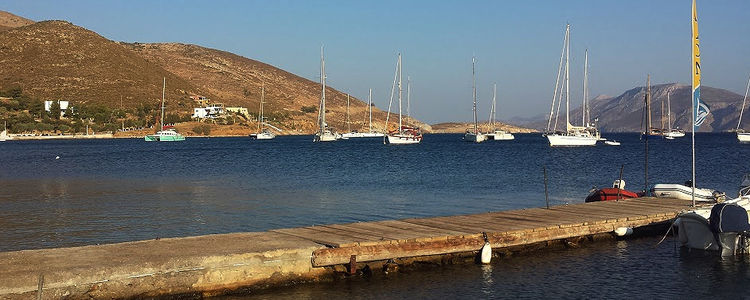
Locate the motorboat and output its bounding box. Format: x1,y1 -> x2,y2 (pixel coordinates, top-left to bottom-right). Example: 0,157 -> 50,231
585,179 -> 642,202
652,181 -> 725,202
604,140 -> 620,146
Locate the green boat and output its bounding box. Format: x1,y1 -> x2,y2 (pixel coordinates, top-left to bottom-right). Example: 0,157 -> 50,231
144,129 -> 185,141
145,77 -> 186,142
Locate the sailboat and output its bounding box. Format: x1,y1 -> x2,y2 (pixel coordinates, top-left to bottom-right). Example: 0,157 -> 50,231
313,46 -> 339,142
145,77 -> 186,142
250,83 -> 275,140
545,24 -> 598,147
485,84 -> 514,141
0,121 -> 8,142
384,53 -> 422,145
464,56 -> 487,143
342,89 -> 384,138
736,75 -> 750,142
664,91 -> 685,139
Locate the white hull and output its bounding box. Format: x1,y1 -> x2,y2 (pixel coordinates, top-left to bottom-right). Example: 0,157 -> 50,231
674,196 -> 750,254
0,129 -> 7,142
314,131 -> 338,142
386,134 -> 421,145
665,130 -> 686,138
604,140 -> 620,146
251,133 -> 275,140
738,132 -> 750,143
652,183 -> 717,202
341,131 -> 384,138
488,131 -> 514,141
546,134 -> 597,147
463,132 -> 487,143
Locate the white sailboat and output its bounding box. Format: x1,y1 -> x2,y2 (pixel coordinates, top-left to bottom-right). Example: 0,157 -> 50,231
314,46 -> 338,142
664,91 -> 685,139
464,56 -> 487,143
343,89 -> 384,138
250,83 -> 276,140
0,121 -> 8,142
486,84 -> 514,141
736,75 -> 750,142
384,53 -> 422,145
145,77 -> 185,142
545,24 -> 598,147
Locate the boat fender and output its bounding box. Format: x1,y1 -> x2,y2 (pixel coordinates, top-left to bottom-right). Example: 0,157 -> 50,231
614,227 -> 633,237
480,232 -> 492,264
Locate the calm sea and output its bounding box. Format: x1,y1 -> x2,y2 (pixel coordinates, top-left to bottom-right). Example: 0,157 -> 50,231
1,133 -> 749,298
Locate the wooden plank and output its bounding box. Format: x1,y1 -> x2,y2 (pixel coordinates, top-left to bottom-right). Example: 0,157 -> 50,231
373,220 -> 474,236
270,227 -> 358,247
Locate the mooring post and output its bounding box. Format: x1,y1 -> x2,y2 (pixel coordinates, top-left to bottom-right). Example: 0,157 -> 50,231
348,255 -> 357,275
37,274 -> 44,300
544,166 -> 549,209
617,164 -> 624,201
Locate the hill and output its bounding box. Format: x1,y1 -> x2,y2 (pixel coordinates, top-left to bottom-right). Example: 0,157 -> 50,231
430,122 -> 537,133
527,83 -> 747,132
0,10 -> 34,32
122,42 -> 425,133
0,20 -> 207,111
0,11 -> 429,134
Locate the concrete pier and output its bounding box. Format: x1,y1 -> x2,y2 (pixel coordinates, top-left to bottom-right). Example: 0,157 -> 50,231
0,197 -> 700,299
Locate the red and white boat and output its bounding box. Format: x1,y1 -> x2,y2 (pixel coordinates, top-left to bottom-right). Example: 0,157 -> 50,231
585,180 -> 642,203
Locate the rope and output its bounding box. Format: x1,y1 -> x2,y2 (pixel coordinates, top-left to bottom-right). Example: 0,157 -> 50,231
655,219 -> 677,246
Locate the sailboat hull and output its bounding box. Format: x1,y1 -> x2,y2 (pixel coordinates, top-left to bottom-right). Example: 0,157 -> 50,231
314,132 -> 338,142
488,131 -> 514,141
386,134 -> 421,145
546,134 -> 596,147
738,132 -> 750,143
463,132 -> 487,143
144,130 -> 185,142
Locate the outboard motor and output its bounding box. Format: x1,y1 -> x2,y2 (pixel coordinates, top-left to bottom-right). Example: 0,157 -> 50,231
709,203 -> 750,256
612,180 -> 625,189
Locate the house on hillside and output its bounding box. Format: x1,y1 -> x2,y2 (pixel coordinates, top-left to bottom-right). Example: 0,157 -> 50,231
190,95 -> 210,107
44,100 -> 69,117
225,107 -> 250,118
192,103 -> 226,119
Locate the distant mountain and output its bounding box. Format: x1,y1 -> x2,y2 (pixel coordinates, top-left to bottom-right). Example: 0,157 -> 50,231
527,83 -> 747,132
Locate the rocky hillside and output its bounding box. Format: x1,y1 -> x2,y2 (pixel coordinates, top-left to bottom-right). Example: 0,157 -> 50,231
529,83 -> 746,132
0,11 -> 429,134
0,10 -> 34,32
0,20 -> 206,111
430,122 -> 537,133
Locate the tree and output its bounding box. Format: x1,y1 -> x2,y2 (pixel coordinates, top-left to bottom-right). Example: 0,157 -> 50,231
49,101 -> 61,120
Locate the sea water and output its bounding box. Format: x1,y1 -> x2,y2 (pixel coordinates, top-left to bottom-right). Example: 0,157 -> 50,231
1,133 -> 749,297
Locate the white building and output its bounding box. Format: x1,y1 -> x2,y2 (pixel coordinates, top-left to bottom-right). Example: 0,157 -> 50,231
44,100 -> 70,117
192,103 -> 226,119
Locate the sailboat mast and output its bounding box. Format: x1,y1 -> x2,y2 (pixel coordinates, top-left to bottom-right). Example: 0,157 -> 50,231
320,46 -> 326,134
646,75 -> 652,132
565,24 -> 570,130
161,77 -> 165,130
260,83 -> 265,131
491,83 -> 497,127
737,75 -> 750,130
472,56 -> 478,134
346,94 -> 350,132
407,76 -> 411,120
398,53 -> 402,130
368,88 -> 373,132
583,49 -> 588,126
661,93 -> 665,130
668,91 -> 672,132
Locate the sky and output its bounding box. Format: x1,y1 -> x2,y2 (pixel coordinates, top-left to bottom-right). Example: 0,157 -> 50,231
4,0 -> 750,124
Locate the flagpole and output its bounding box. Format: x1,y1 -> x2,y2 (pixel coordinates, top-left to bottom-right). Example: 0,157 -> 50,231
691,0 -> 697,207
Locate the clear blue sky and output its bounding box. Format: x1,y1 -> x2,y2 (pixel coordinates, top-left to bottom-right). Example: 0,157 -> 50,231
4,0 -> 750,123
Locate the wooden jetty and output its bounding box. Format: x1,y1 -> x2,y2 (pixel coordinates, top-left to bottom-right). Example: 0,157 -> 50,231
0,197 -> 702,299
